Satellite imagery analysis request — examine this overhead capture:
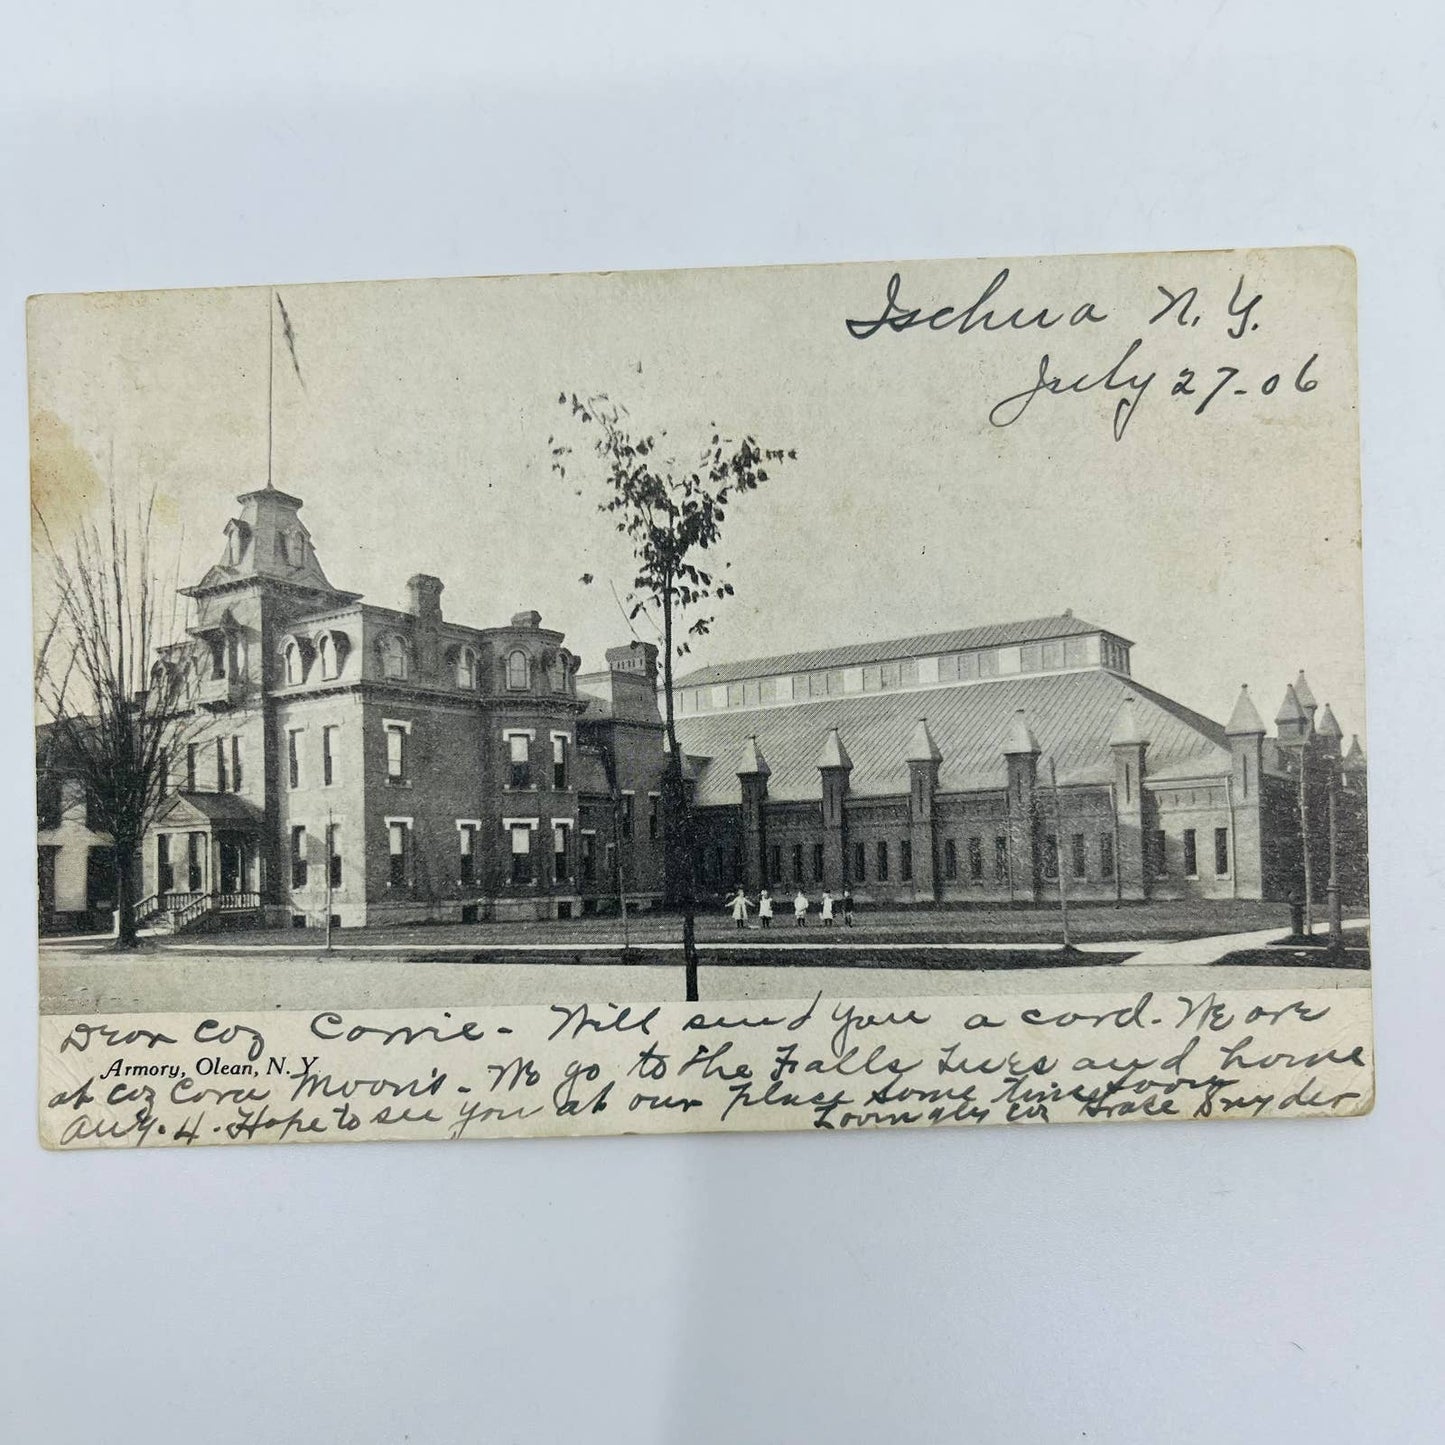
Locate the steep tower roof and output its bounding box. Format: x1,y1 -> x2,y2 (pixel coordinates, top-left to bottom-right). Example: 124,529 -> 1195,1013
1108,695 -> 1149,747
1002,710 -> 1041,756
1275,684 -> 1306,727
1293,670 -> 1317,712
815,727 -> 853,771
1316,703 -> 1343,740
1343,735 -> 1367,771
737,735 -> 771,777
904,718 -> 943,763
185,484 -> 347,598
1226,685 -> 1266,736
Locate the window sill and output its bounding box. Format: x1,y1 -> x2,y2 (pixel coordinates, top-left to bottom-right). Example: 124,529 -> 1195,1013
386,779 -> 412,788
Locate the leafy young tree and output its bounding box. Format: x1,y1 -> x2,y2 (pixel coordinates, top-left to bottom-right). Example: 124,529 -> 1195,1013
34,488 -> 195,948
552,392 -> 796,1002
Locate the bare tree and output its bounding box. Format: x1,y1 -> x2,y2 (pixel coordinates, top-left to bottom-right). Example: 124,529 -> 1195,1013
34,486 -> 195,948
552,392 -> 796,1001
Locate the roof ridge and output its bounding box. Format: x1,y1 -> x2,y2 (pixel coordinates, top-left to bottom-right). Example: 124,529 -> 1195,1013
1104,677 -> 1228,749
675,612 -> 1118,688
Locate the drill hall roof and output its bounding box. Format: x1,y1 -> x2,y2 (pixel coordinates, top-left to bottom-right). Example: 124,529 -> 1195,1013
677,667 -> 1229,808
674,613 -> 1115,689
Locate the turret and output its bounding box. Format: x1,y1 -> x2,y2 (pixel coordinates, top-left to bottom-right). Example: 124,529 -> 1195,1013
1292,671 -> 1318,731
1225,685 -> 1265,891
1226,684 -> 1265,738
1108,695 -> 1150,901
905,719 -> 943,900
1002,710 -> 1041,898
737,735 -> 770,890
1315,703 -> 1343,757
816,728 -> 853,891
1226,684 -> 1265,804
1275,684 -> 1310,745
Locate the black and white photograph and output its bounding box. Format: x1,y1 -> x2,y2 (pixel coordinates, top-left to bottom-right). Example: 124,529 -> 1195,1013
7,7 -> 1441,1443
31,247 -> 1372,1145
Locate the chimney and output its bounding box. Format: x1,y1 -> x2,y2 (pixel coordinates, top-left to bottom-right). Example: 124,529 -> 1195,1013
511,609 -> 542,629
407,574 -> 445,623
606,641 -> 659,683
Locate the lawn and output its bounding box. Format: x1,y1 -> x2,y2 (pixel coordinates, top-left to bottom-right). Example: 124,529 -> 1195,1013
175,897 -> 1312,951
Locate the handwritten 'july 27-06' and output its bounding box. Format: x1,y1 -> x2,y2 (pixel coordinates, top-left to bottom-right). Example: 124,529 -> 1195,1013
844,268 -> 1320,442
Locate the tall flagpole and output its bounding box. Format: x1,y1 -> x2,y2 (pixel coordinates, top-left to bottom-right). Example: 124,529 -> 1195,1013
267,290 -> 275,488
325,807 -> 334,954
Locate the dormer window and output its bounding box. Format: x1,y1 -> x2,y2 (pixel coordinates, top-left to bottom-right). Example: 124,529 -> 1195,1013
506,649 -> 530,691
283,639 -> 305,686
223,519 -> 251,566
274,532 -> 290,565
456,646 -> 480,690
380,634 -> 410,682
208,637 -> 227,681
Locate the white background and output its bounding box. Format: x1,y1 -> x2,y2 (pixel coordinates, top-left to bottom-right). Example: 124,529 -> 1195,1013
3,4 -> 1442,1441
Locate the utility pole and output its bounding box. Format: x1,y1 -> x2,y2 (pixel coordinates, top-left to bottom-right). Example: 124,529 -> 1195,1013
1047,757 -> 1072,950
324,806 -> 334,954
1327,755 -> 1343,950
1298,743 -> 1314,936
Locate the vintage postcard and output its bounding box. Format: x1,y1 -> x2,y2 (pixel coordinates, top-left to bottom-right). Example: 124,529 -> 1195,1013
30,247 -> 1371,1148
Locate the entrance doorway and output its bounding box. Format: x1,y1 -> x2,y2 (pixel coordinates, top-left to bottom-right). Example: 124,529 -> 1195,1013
218,834 -> 245,895
86,845 -> 116,913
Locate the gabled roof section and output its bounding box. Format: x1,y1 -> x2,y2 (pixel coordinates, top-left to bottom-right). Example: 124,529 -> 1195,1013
675,613 -> 1116,688
156,792 -> 267,829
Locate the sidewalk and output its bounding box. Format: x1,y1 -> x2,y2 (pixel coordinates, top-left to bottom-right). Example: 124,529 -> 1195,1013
38,917 -> 1369,1014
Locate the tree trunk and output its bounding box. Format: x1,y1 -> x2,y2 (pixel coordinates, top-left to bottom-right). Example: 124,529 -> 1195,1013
113,839 -> 139,949
661,587 -> 700,1002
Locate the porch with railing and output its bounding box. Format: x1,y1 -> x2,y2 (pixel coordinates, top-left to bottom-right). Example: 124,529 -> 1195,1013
132,889 -> 264,935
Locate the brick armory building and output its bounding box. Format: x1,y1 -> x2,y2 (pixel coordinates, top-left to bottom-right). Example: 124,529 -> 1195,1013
37,484 -> 1368,933
109,482 -> 671,932
670,616 -> 1369,908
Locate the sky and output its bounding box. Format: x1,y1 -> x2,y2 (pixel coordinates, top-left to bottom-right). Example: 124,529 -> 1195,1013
28,246 -> 1366,740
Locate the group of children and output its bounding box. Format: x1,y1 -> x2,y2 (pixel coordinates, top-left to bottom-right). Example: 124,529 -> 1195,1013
726,886 -> 854,929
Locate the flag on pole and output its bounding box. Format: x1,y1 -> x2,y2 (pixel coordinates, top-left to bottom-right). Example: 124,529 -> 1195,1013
275,291 -> 305,389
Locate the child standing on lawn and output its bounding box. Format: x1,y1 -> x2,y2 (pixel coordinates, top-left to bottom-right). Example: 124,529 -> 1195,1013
728,888 -> 751,930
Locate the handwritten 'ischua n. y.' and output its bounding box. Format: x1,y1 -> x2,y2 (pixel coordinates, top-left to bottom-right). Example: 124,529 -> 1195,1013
844,267 -> 1318,443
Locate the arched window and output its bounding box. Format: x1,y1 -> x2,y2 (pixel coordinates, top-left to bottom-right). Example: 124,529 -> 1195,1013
318,634 -> 335,680
284,640 -> 304,686
456,646 -> 479,690
274,531 -> 290,565
506,649 -> 530,691
380,634 -> 409,682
